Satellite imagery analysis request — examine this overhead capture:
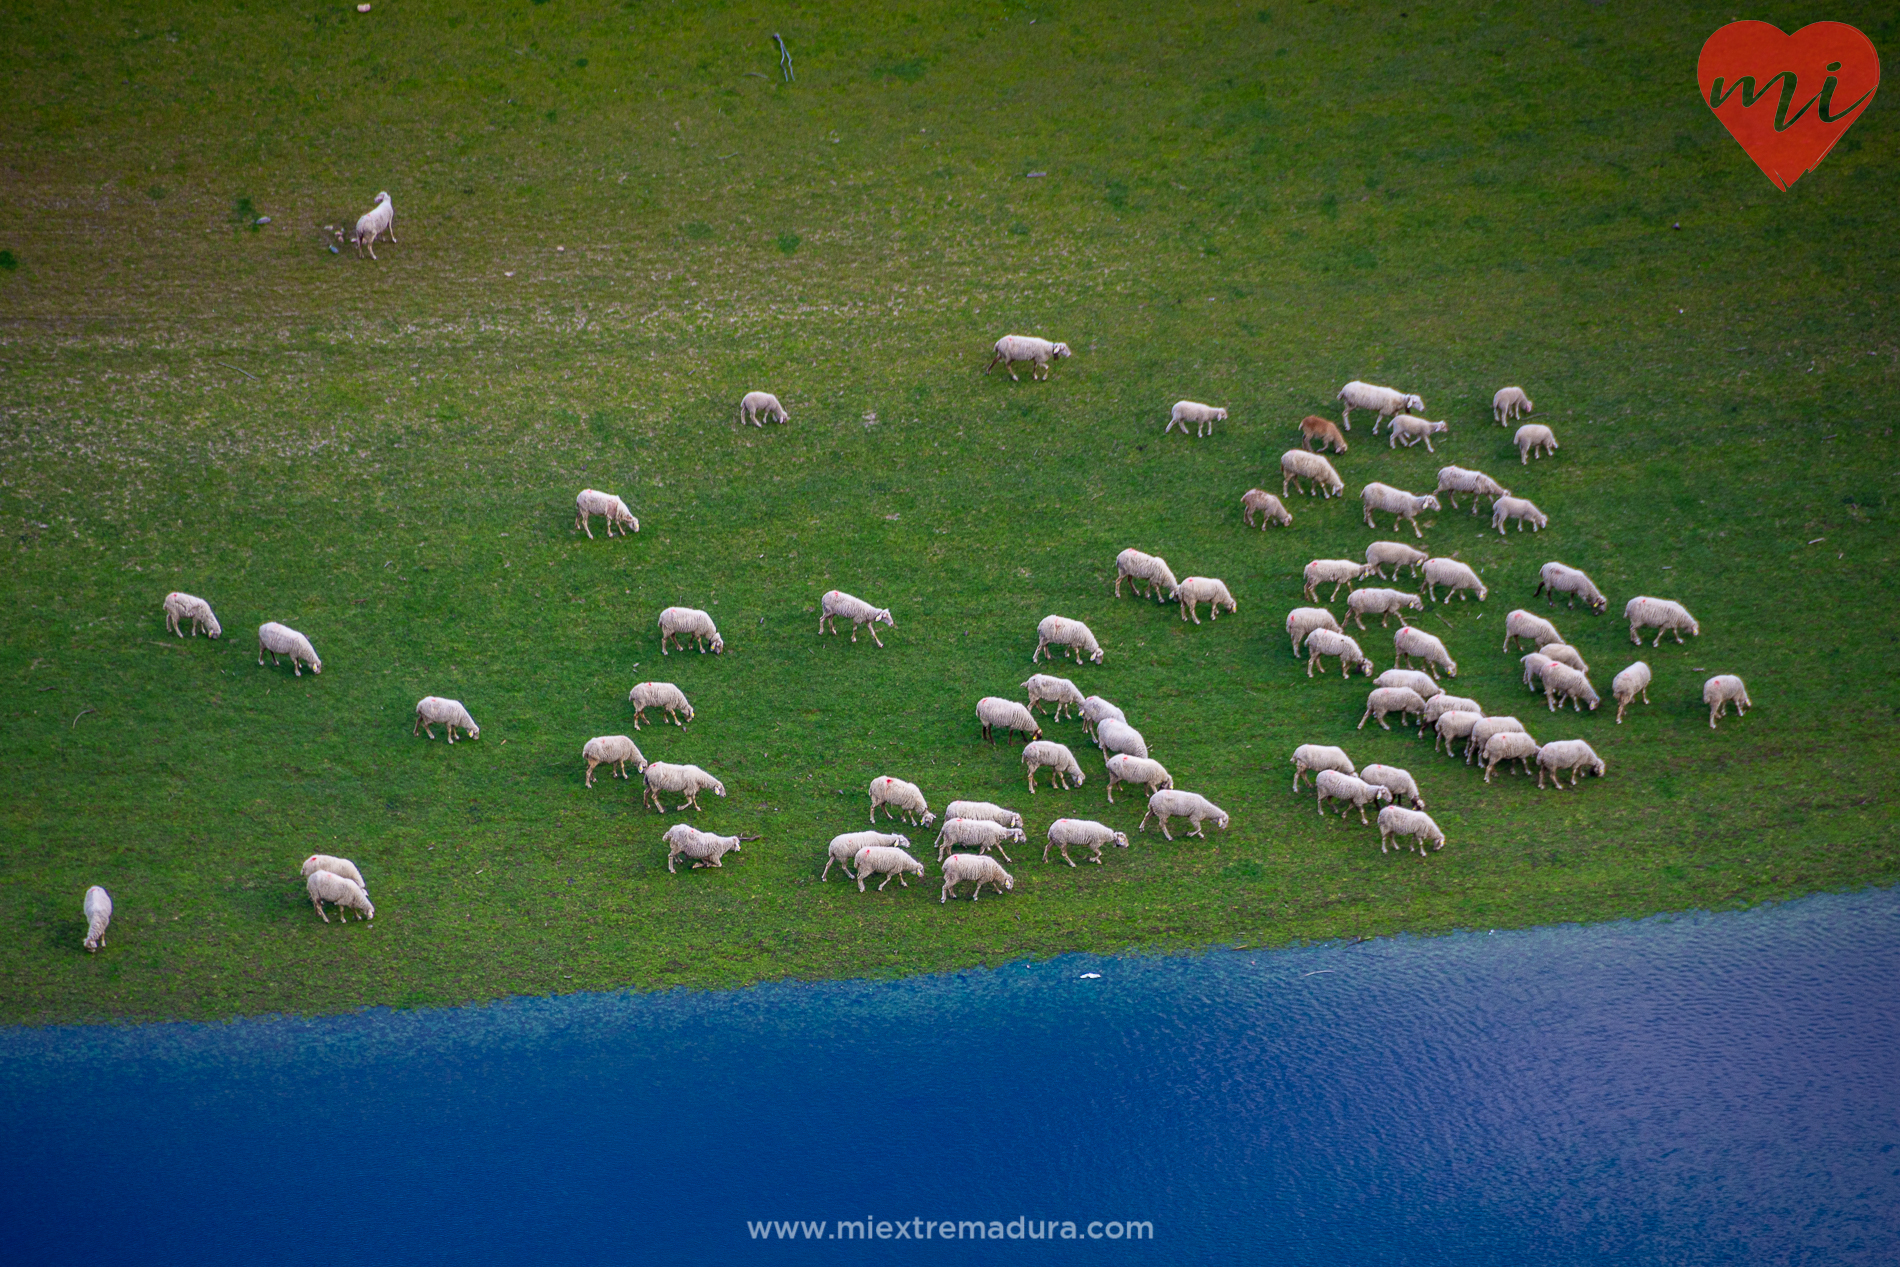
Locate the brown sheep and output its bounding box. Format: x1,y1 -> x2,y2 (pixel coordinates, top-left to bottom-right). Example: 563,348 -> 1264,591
1299,415 -> 1349,454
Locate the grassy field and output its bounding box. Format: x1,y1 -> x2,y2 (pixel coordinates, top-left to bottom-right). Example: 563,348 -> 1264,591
2,0 -> 1897,1025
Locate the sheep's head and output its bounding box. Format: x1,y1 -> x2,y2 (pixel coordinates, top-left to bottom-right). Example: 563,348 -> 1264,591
1419,495 -> 1442,513
1088,648 -> 1105,664
875,609 -> 894,626
1355,657 -> 1375,676
1403,594 -> 1423,609
465,721 -> 481,739
1374,786 -> 1394,804
919,811 -> 937,827
374,190 -> 391,205
1214,408 -> 1229,421
1405,394 -> 1424,412
709,634 -> 725,654
1052,343 -> 1072,359
308,657 -> 323,674
1472,581 -> 1489,601
1070,769 -> 1086,786
1591,758 -> 1607,777
710,780 -> 728,797
1111,832 -> 1130,849
204,615 -> 223,638
1212,810 -> 1231,830
1443,660 -> 1458,678
678,703 -> 695,723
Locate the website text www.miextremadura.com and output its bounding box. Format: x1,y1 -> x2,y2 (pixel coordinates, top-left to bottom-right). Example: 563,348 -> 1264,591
747,1217 -> 1154,1242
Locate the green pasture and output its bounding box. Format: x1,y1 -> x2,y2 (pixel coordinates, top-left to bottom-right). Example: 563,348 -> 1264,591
1,0 -> 1896,1023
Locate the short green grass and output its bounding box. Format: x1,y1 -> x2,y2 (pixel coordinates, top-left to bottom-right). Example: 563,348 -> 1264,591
2,0 -> 1897,1024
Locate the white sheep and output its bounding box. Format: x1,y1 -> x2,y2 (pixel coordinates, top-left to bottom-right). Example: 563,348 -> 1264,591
642,762 -> 726,812
1364,541 -> 1430,580
1420,694 -> 1481,728
257,622 -> 321,675
1393,627 -> 1457,679
1521,652 -> 1555,692
1080,695 -> 1126,740
1612,661 -> 1652,724
985,334 -> 1071,381
302,854 -> 368,892
1114,548 -> 1179,601
869,775 -> 936,826
1625,597 -> 1700,646
627,682 -> 694,729
1386,414 -> 1450,452
1360,762 -> 1425,809
1139,789 -> 1229,840
1432,710 -> 1484,755
1481,731 -> 1542,783
1359,686 -> 1426,730
1034,615 -> 1104,665
575,489 -> 639,538
1541,663 -> 1600,713
819,590 -> 894,646
1346,587 -> 1422,629
1515,424 -> 1558,463
1171,576 -> 1236,624
939,852 -> 1013,901
1336,380 -> 1423,431
1165,400 -> 1228,438
664,823 -> 746,872
1491,496 -> 1548,534
1374,668 -> 1444,701
1304,558 -> 1372,602
582,735 -> 647,787
1044,818 -> 1130,866
933,817 -> 1026,863
1704,675 -> 1752,729
1094,718 -> 1149,760
1539,643 -> 1590,673
1286,606 -> 1343,657
1305,628 -> 1375,678
414,696 -> 480,743
1536,740 -> 1606,788
1360,482 -> 1441,539
1281,449 -> 1345,499
1022,741 -> 1085,793
351,190 -> 395,259
977,696 -> 1043,745
1378,805 -> 1445,857
162,592 -> 222,638
1503,609 -> 1563,651
1022,673 -> 1085,721
1104,753 -> 1173,803
82,886 -> 112,952
1242,489 -> 1293,529
942,801 -> 1024,831
738,390 -> 789,427
1465,716 -> 1526,765
1493,386 -> 1533,425
1291,743 -> 1356,790
1315,769 -> 1393,824
823,831 -> 909,881
1434,466 -> 1512,514
658,606 -> 724,655
856,844 -> 928,892
1422,558 -> 1487,603
307,870 -> 374,922
1535,563 -> 1607,613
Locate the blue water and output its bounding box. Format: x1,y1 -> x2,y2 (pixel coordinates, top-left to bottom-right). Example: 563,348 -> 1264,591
4,890 -> 1897,1265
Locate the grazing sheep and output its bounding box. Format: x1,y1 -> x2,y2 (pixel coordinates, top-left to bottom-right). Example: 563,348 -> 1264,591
823,831 -> 909,881
1094,718 -> 1149,760
1022,673 -> 1086,720
1612,661 -> 1652,724
351,190 -> 395,259
1493,386 -> 1534,425
658,606 -> 724,655
1034,615 -> 1104,665
1114,548 -> 1179,601
1433,710 -> 1485,754
1282,450 -> 1346,499
1704,675 -> 1752,729
1535,563 -> 1608,614
302,854 -> 368,892
939,852 -> 1014,901
1299,414 -> 1349,454
1365,541 -> 1430,581
1378,805 -> 1445,857
1022,740 -> 1086,793
1393,627 -> 1458,679
1166,400 -> 1228,438
1044,819 -> 1129,866
1305,628 -> 1375,679
1491,496 -> 1549,534
1375,668 -> 1444,701
1387,414 -> 1450,452
856,844 -> 928,892
986,334 -> 1071,381
977,696 -> 1043,745
627,682 -> 694,729
1465,716 -> 1527,765
664,824 -> 746,872
1304,558 -> 1372,602
82,886 -> 112,953
1625,597 -> 1701,646
575,489 -> 639,538
1542,663 -> 1601,712
582,735 -> 647,787
413,696 -> 480,743
1316,770 -> 1393,824
1080,695 -> 1126,740
1420,694 -> 1481,728
642,762 -> 727,812
1359,686 -> 1427,731
869,775 -> 936,826
738,390 -> 789,427
1139,789 -> 1230,840
257,622 -> 321,676
1515,424 -> 1558,463
1286,606 -> 1343,657
307,870 -> 374,922
1360,483 -> 1441,539
933,817 -> 1026,863
1242,488 -> 1293,529
1539,643 -> 1590,673
1536,740 -> 1606,788
1291,743 -> 1356,791
1361,762 -> 1425,810
1503,609 -> 1563,651
942,801 -> 1024,831
162,592 -> 221,639
819,590 -> 895,646
1336,380 -> 1423,432
1422,558 -> 1488,603
1171,576 -> 1237,623
1347,587 -> 1423,629
1521,652 -> 1556,692
1434,466 -> 1512,514
1105,753 -> 1172,803
1481,731 -> 1542,783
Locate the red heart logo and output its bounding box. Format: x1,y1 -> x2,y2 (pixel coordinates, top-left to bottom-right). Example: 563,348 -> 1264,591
1698,21 -> 1880,190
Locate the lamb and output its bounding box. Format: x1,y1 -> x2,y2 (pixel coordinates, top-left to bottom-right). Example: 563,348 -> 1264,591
985,334 -> 1071,381
582,735 -> 647,787
414,696 -> 480,743
1114,548 -> 1178,601
1360,483 -> 1442,539
977,697 -> 1043,745
1521,653 -> 1555,692
1420,694 -> 1481,728
1105,753 -> 1173,803
1625,597 -> 1701,646
1493,386 -> 1533,425
162,592 -> 221,638
1291,743 -> 1356,791
1535,740 -> 1606,788
1304,558 -> 1372,602
869,775 -> 936,826
819,590 -> 895,646
1022,741 -> 1086,792
1080,695 -> 1126,740
1481,731 -> 1542,783
1347,587 -> 1423,629
1432,710 -> 1484,755
1611,661 -> 1652,724
257,622 -> 321,676
1359,686 -> 1427,730
1502,609 -> 1563,651
1539,643 -> 1590,673
1170,576 -> 1237,624
1034,615 -> 1104,665
1044,818 -> 1130,866
82,886 -> 112,953
1139,789 -> 1230,840
942,802 -> 1024,831
1165,400 -> 1228,438
575,489 -> 639,538
939,852 -> 1014,901
856,844 -> 928,892
933,817 -> 1026,863
1315,770 -> 1393,824
1242,489 -> 1293,529
1365,541 -> 1430,581
1393,626 -> 1457,679
658,606 -> 724,655
1491,496 -> 1549,534
1336,380 -> 1423,431
1022,673 -> 1086,720
351,190 -> 395,259
1360,762 -> 1425,809
1434,466 -> 1512,514
307,869 -> 374,922
1298,414 -> 1348,454
1422,558 -> 1488,603
738,390 -> 789,427
1515,424 -> 1558,463
823,831 -> 909,881
1377,805 -> 1445,857
1704,675 -> 1752,729
1305,628 -> 1374,678
642,762 -> 727,812
1535,563 -> 1608,614
1541,663 -> 1601,712
1281,450 -> 1345,499
1374,668 -> 1444,701
302,854 -> 368,893
1465,716 -> 1527,765
627,682 -> 694,729
1094,718 -> 1149,760
664,823 -> 745,872
1286,606 -> 1343,657
1387,414 -> 1450,452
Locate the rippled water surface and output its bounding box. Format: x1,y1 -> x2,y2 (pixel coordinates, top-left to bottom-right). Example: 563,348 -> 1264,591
5,889 -> 1897,1265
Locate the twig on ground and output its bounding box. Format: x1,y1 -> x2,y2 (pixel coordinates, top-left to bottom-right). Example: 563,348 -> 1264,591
773,33 -> 794,81
72,707 -> 96,728
213,361 -> 259,380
